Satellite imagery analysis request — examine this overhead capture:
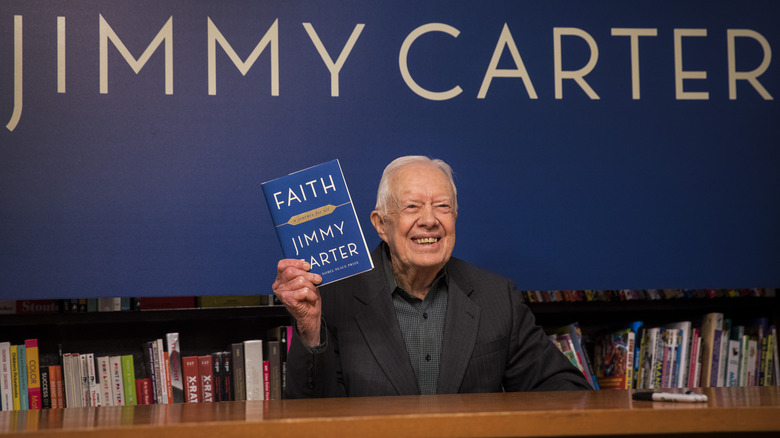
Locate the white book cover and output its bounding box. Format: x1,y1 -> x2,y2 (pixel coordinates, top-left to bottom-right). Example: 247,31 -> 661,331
639,327 -> 659,389
156,339 -> 169,404
726,339 -> 741,387
86,353 -> 101,407
746,339 -> 758,386
739,335 -> 750,386
109,356 -> 125,406
717,325 -> 730,387
0,342 -> 12,410
96,356 -> 114,407
243,340 -> 264,400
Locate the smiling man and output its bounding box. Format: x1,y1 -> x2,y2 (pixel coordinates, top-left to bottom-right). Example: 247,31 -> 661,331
272,156 -> 591,397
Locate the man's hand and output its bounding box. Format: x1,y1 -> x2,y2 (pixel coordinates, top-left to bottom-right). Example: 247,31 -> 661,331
272,259 -> 323,347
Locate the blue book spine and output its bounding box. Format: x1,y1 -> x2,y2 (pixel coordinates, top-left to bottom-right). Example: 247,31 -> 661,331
17,344 -> 28,410
261,159 -> 374,285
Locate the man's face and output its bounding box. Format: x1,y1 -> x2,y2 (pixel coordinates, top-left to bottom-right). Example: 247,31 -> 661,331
371,163 -> 457,277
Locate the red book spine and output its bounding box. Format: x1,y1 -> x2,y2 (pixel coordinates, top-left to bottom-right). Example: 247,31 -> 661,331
263,361 -> 270,401
198,356 -> 213,403
182,356 -> 200,403
135,378 -> 153,405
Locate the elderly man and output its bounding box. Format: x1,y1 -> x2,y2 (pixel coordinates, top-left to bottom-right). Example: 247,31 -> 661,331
273,156 -> 591,397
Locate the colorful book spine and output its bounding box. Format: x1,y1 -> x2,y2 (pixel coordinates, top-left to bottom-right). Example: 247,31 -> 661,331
0,342 -> 12,410
17,344 -> 28,410
23,340 -> 40,410
109,356 -> 125,406
9,346 -> 20,410
198,356 -> 213,403
166,332 -> 184,404
120,355 -> 137,406
182,356 -> 200,403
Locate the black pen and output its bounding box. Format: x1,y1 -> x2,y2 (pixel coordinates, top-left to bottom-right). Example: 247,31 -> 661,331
632,391 -> 708,403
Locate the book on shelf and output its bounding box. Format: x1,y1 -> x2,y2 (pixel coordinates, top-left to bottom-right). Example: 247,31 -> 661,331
96,356 -> 114,406
231,343 -> 246,401
182,356 -> 200,403
0,342 -> 12,410
266,340 -> 282,400
261,159 -> 374,286
136,378 -> 154,405
24,339 -> 41,410
39,366 -> 50,410
198,355 -> 214,403
109,356 -> 125,406
120,355 -> 137,406
699,312 -> 724,388
243,340 -> 264,401
593,327 -> 635,390
166,332 -> 185,404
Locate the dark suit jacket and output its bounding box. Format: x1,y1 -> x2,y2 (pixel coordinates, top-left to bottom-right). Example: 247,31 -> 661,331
285,244 -> 591,397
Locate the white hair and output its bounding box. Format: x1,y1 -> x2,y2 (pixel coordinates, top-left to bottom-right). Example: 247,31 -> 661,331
374,155 -> 457,215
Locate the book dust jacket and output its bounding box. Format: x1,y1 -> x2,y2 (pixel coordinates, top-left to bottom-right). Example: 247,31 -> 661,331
261,159 -> 373,285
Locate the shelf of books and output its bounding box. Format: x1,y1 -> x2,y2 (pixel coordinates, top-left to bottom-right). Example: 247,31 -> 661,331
0,295 -> 292,411
532,289 -> 779,391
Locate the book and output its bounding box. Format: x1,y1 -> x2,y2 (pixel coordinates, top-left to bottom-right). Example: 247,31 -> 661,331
0,342 -> 12,410
48,365 -> 64,409
39,366 -> 50,410
9,346 -> 20,410
17,344 -> 28,410
638,327 -> 659,389
135,378 -> 153,405
211,352 -> 223,402
266,341 -> 282,400
699,312 -> 724,387
165,333 -> 185,404
120,355 -> 137,406
96,356 -> 114,406
222,351 -> 233,402
143,341 -> 159,404
243,340 -> 264,400
182,356 -> 200,403
261,159 -> 374,285
109,356 -> 125,406
594,328 -> 635,390
198,356 -> 214,403
726,339 -> 741,387
24,340 -> 41,410
662,321 -> 691,388
231,343 -> 246,401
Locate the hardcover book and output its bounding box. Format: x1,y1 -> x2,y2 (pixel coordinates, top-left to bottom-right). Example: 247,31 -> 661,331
261,159 -> 373,285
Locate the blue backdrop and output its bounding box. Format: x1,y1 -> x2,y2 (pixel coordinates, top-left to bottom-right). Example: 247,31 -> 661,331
1,1 -> 778,299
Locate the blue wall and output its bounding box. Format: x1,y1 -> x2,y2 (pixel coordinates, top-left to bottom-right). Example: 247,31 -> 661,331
1,1 -> 778,299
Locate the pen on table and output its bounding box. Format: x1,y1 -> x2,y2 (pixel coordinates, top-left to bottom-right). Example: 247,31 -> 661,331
632,391 -> 708,403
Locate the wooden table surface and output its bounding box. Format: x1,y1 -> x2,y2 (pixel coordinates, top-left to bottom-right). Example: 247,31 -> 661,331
1,387 -> 778,437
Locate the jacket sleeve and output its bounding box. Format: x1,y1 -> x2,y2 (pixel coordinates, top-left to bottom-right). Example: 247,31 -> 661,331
502,283 -> 593,392
284,319 -> 347,398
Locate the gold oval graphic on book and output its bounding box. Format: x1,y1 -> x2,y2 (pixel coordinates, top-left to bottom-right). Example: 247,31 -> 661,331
283,203 -> 349,226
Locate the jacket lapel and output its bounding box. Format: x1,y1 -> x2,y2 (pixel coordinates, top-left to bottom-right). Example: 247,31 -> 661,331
436,270 -> 480,394
353,249 -> 420,395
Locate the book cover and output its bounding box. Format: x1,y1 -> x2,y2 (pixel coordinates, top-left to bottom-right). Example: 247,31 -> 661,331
0,342 -> 12,411
198,356 -> 214,403
261,159 -> 374,285
663,321 -> 692,389
594,328 -> 634,390
263,360 -> 270,401
48,365 -> 64,409
85,353 -> 101,407
165,333 -> 184,404
155,339 -> 169,404
23,340 -> 41,410
243,340 -> 264,401
182,356 -> 200,403
211,352 -> 223,402
39,366 -> 50,410
726,339 -> 741,387
222,351 -> 233,402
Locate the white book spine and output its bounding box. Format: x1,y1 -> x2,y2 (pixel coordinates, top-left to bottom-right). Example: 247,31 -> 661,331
0,343 -> 12,410
156,339 -> 169,404
726,339 -> 741,387
109,356 -> 125,406
86,353 -> 101,407
243,340 -> 264,400
96,356 -> 114,407
166,333 -> 184,404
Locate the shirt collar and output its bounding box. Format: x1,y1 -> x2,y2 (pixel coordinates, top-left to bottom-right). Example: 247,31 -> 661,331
380,241 -> 448,301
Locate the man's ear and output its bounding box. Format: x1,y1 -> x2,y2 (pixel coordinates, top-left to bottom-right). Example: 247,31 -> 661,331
370,210 -> 387,241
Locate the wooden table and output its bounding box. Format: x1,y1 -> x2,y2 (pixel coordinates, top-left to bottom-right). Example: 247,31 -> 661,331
1,387 -> 778,437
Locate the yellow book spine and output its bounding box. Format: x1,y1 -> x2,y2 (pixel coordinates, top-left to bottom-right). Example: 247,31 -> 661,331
25,340 -> 41,410
10,346 -> 20,411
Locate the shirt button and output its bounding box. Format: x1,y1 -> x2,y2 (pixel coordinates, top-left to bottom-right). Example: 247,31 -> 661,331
425,354 -> 431,361
423,312 -> 428,319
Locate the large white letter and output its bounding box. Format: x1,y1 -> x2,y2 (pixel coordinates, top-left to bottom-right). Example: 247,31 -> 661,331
728,29 -> 773,100
554,28 -> 600,99
674,29 -> 708,100
478,24 -> 537,99
207,18 -> 279,96
99,15 -> 174,95
399,23 -> 462,101
58,17 -> 66,94
611,28 -> 657,100
6,15 -> 22,132
303,23 -> 365,97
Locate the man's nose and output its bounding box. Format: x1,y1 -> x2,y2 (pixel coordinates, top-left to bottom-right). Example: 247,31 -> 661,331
417,204 -> 437,226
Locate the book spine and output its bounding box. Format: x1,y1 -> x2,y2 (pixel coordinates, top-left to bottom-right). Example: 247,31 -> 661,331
0,342 -> 12,410
231,343 -> 245,401
121,355 -> 137,406
144,341 -> 159,405
263,361 -> 270,401
156,339 -> 169,404
96,356 -> 114,406
23,340 -> 40,410
109,356 -> 125,406
211,352 -> 223,402
267,341 -> 281,400
166,333 -> 184,404
17,345 -> 28,410
182,356 -> 200,403
49,365 -> 64,409
222,351 -> 233,401
86,353 -> 101,407
198,356 -> 213,403
40,366 -> 50,410
243,340 -> 264,401
135,378 -> 153,405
